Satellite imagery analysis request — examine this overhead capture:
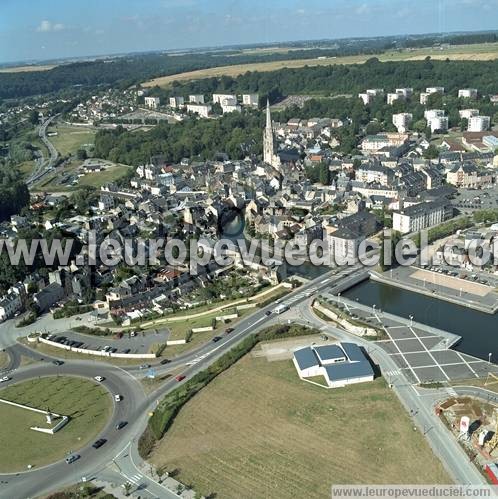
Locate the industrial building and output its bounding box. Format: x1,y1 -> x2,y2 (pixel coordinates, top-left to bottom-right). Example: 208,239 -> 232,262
293,342 -> 374,388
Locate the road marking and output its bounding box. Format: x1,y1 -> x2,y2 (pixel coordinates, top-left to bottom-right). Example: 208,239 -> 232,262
382,326 -> 421,383
454,351 -> 480,378
409,326 -> 450,382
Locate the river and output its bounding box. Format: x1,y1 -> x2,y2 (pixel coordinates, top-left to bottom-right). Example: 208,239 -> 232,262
343,280 -> 498,362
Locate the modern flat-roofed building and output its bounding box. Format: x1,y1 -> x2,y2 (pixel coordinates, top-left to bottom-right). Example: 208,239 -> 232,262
468,115 -> 490,132
213,93 -> 237,105
428,116 -> 448,133
458,88 -> 478,99
189,94 -> 204,104
392,200 -> 451,234
144,96 -> 160,109
169,96 -> 185,108
242,94 -> 259,107
186,103 -> 212,118
293,342 -> 374,388
392,113 -> 413,133
420,87 -> 444,105
459,109 -> 479,120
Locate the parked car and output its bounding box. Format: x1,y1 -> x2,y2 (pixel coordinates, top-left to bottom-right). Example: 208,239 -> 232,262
92,438 -> 107,449
225,328 -> 234,334
115,421 -> 127,430
0,376 -> 10,383
175,375 -> 186,382
65,454 -> 80,464
122,349 -> 131,354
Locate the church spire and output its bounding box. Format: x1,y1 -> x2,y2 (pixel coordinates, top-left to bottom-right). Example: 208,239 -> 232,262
266,98 -> 272,130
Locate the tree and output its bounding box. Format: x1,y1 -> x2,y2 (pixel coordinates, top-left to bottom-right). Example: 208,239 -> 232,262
28,110 -> 39,125
423,144 -> 439,159
76,148 -> 87,160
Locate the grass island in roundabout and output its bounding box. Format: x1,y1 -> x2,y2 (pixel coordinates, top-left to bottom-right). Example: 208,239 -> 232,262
0,376 -> 112,472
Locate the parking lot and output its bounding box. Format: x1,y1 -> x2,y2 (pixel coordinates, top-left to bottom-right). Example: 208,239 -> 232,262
373,321 -> 498,384
328,296 -> 498,385
42,327 -> 169,355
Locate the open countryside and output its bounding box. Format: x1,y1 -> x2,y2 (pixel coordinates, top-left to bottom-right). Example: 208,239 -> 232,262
143,42 -> 498,88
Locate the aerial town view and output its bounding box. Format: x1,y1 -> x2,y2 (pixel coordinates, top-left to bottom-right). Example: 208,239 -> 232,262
1,1 -> 498,498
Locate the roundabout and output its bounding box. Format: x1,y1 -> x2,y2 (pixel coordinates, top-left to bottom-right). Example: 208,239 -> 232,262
0,360 -> 147,498
0,376 -> 111,472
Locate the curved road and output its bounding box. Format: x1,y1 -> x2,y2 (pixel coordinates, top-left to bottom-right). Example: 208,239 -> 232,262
0,264 -> 491,497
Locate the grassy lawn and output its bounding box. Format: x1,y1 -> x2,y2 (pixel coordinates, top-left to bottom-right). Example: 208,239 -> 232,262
0,350 -> 9,369
149,355 -> 450,499
48,124 -> 96,157
0,376 -> 111,472
77,164 -> 132,188
144,42 -> 498,88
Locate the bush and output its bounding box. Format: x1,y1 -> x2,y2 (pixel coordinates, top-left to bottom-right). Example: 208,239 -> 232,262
16,312 -> 36,328
138,425 -> 157,458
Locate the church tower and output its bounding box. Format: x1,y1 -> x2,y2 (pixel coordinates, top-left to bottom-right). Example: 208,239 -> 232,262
263,99 -> 280,168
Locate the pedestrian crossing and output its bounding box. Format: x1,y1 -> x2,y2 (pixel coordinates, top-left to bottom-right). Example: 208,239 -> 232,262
123,473 -> 143,485
383,369 -> 400,377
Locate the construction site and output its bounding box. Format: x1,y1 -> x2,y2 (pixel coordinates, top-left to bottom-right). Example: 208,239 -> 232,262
437,374 -> 498,483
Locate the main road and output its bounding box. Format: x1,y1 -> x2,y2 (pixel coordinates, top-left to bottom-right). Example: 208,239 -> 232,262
0,263 -> 489,497
0,265 -> 366,498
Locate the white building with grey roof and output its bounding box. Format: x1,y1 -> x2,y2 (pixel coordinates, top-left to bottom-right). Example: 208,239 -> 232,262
293,342 -> 374,388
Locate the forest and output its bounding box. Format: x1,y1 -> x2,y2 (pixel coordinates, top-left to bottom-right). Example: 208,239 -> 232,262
2,30 -> 497,101
167,58 -> 498,99
94,111 -> 264,166
0,166 -> 30,222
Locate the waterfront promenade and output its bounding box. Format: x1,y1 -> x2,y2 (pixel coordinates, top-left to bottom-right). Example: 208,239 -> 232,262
370,266 -> 498,314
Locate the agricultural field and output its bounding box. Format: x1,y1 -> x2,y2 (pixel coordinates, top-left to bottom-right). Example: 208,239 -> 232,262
149,355 -> 450,499
143,42 -> 498,88
47,124 -> 96,157
0,64 -> 56,73
0,376 -> 112,472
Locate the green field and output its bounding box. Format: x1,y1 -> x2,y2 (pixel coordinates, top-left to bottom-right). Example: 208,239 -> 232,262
48,124 -> 96,157
144,42 -> 498,88
0,376 -> 112,472
150,355 -> 450,499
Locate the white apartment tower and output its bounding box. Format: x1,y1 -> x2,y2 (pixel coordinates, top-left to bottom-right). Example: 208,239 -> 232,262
468,116 -> 490,132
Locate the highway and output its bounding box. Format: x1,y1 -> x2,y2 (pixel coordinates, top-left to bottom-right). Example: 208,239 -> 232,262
26,114 -> 59,187
0,263 -> 491,497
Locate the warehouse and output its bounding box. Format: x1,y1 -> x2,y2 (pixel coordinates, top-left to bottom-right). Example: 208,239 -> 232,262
293,342 -> 374,388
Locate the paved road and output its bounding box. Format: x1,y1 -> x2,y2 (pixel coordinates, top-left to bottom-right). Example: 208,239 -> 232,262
26,114 -> 59,187
0,265 -> 364,498
0,263 -> 490,497
292,299 -> 487,485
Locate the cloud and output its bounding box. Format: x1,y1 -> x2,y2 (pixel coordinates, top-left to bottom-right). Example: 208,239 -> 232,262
36,20 -> 65,32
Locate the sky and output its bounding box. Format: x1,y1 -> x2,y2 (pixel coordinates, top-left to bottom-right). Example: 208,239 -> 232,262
1,0 -> 498,63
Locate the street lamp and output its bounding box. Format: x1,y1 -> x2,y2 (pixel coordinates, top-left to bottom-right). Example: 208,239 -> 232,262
489,352 -> 492,364
409,314 -> 414,327
337,292 -> 341,306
